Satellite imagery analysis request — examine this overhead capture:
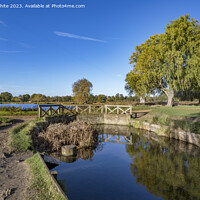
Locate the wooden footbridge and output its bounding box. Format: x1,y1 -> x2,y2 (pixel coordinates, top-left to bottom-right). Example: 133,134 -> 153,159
38,104 -> 136,118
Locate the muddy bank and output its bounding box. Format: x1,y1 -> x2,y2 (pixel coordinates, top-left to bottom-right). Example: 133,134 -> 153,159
0,117 -> 34,200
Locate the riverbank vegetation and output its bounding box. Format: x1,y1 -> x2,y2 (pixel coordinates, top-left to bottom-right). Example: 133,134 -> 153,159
139,106 -> 200,134
26,153 -> 66,200
0,106 -> 37,116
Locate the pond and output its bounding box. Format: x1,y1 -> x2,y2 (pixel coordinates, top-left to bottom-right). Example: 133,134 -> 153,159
51,125 -> 200,200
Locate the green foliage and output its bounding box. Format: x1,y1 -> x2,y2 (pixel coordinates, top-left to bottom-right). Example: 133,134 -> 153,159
0,117 -> 13,126
26,153 -> 66,200
0,92 -> 13,102
31,93 -> 47,102
126,15 -> 200,106
72,78 -> 93,103
0,106 -> 22,112
151,114 -> 172,126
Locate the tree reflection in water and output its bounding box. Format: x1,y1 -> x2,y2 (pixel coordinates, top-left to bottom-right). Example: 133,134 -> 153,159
126,134 -> 200,200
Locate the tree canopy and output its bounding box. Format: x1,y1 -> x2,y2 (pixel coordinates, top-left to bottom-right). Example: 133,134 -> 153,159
125,15 -> 200,106
0,92 -> 13,102
72,78 -> 93,103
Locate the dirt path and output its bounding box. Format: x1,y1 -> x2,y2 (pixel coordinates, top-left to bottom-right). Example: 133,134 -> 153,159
0,116 -> 36,200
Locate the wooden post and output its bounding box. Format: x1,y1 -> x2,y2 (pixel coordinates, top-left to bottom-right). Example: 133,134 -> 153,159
101,105 -> 104,113
105,105 -> 107,114
49,106 -> 52,116
38,105 -> 41,118
117,105 -> 119,114
89,105 -> 91,113
58,106 -> 60,115
76,105 -> 78,113
130,106 -> 132,115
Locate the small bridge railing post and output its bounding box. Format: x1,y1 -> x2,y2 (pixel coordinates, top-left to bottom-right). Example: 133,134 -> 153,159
58,105 -> 60,115
76,105 -> 78,113
130,106 -> 132,115
117,105 -> 119,114
49,106 -> 52,116
38,105 -> 41,118
89,105 -> 91,113
105,105 -> 107,114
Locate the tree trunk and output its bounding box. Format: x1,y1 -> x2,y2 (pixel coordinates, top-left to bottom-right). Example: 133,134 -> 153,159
139,96 -> 145,104
164,89 -> 174,107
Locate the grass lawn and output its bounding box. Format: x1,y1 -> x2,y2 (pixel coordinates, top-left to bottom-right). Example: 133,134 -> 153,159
151,106 -> 200,118
0,110 -> 37,116
0,117 -> 13,127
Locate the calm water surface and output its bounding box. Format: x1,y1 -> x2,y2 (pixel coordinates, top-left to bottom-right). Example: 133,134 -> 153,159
52,125 -> 200,200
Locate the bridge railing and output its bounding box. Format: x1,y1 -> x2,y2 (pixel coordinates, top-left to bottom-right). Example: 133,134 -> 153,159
104,105 -> 132,115
38,104 -> 74,118
38,104 -> 133,117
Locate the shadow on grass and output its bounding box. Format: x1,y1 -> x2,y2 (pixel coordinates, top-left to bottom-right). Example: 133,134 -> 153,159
0,118 -> 24,130
132,112 -> 149,118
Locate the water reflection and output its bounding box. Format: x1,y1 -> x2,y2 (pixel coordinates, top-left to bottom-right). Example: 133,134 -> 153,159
126,133 -> 200,200
52,125 -> 200,200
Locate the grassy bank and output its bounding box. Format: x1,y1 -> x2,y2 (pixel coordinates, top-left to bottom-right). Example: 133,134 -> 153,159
26,153 -> 66,200
139,106 -> 200,134
0,117 -> 13,127
9,114 -> 73,151
9,118 -> 48,151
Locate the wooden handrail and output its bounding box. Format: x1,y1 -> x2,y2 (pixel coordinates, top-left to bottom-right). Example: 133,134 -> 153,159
38,104 -> 133,117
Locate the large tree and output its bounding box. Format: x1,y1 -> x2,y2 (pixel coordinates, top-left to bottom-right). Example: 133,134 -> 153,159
72,78 -> 93,103
0,92 -> 13,102
126,15 -> 200,106
30,93 -> 46,102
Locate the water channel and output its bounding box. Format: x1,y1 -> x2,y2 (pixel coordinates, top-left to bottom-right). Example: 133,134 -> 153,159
51,125 -> 200,200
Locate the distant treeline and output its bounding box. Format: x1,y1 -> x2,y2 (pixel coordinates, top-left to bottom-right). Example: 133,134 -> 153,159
0,91 -> 199,104
0,92 -> 168,103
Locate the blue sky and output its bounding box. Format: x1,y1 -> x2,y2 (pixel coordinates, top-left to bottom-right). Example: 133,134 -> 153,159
1,0 -> 200,96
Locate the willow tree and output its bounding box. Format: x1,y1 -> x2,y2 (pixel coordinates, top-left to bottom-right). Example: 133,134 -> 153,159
72,78 -> 93,103
126,15 -> 200,106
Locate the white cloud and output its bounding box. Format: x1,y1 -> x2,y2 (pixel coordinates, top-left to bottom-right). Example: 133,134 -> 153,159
54,31 -> 106,43
0,50 -> 23,53
0,20 -> 6,27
